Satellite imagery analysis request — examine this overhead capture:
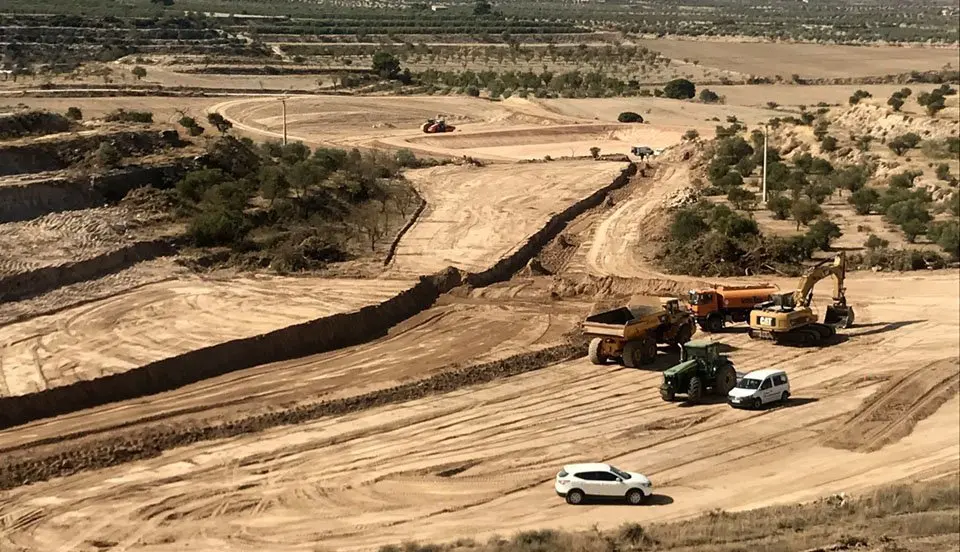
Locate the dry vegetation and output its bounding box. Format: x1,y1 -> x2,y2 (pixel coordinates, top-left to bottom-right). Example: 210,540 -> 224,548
384,477 -> 960,552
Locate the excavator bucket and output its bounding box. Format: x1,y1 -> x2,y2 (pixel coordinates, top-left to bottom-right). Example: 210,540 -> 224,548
824,304 -> 855,328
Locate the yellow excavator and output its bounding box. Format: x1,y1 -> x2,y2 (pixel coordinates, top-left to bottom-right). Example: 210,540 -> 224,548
748,252 -> 855,345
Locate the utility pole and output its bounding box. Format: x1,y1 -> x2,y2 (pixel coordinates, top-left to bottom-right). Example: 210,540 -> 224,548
281,96 -> 288,146
762,123 -> 768,204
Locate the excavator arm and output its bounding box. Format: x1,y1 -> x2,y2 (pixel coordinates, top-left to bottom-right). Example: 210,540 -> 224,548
792,251 -> 847,308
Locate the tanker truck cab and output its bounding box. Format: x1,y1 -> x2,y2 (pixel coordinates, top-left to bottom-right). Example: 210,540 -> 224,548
728,369 -> 790,409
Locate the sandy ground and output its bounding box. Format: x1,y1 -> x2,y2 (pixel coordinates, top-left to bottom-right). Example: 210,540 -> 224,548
636,39 -> 960,79
389,160 -> 627,275
0,276 -> 414,398
0,84 -> 958,552
1,270 -> 955,552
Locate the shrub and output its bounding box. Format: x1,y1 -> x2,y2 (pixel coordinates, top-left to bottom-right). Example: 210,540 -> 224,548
395,148 -> 418,167
589,146 -> 601,159
806,219 -> 842,251
820,135 -> 838,153
767,195 -> 793,220
95,142 -> 122,168
864,234 -> 889,250
715,171 -> 744,190
682,129 -> 700,141
617,111 -> 643,123
466,85 -> 480,97
727,187 -> 757,210
65,106 -> 82,121
663,78 -> 695,99
207,112 -> 233,134
935,163 -> 952,182
188,204 -> 249,246
849,89 -> 872,105
176,168 -> 231,203
670,208 -> 708,242
928,220 -> 960,257
105,109 -> 153,123
699,88 -> 720,103
791,199 -> 822,230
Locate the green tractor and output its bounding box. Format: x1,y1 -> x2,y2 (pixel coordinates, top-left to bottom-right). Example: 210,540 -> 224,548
659,340 -> 737,403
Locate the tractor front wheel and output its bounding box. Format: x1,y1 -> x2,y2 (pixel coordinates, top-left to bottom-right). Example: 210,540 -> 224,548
660,386 -> 676,402
687,376 -> 703,403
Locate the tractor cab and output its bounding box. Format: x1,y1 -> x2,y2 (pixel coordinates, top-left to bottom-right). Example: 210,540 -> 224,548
679,339 -> 719,363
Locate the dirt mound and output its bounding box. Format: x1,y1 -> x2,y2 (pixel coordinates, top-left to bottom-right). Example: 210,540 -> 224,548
0,129 -> 183,176
833,103 -> 958,142
822,357 -> 960,453
0,110 -> 73,140
0,340 -> 585,490
549,274 -> 714,301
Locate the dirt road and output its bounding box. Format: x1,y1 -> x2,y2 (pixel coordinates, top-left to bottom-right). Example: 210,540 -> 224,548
1,271 -> 955,552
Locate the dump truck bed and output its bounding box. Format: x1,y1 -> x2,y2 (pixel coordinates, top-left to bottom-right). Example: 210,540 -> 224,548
582,305 -> 666,339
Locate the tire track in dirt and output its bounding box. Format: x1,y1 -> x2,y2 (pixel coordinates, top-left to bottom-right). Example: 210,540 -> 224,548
822,357 -> 960,453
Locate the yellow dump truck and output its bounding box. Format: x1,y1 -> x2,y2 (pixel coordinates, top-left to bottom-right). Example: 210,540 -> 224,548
583,297 -> 697,367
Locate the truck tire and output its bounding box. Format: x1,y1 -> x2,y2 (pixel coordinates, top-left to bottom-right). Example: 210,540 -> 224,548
622,340 -> 642,368
714,364 -> 737,395
704,314 -> 724,332
687,376 -> 703,403
640,336 -> 657,364
588,338 -> 606,365
672,323 -> 693,348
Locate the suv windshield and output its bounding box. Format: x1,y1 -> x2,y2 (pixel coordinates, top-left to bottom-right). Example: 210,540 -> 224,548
737,378 -> 761,390
609,466 -> 631,480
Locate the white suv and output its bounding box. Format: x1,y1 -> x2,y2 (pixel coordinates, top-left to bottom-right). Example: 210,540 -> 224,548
728,368 -> 790,409
555,462 -> 653,505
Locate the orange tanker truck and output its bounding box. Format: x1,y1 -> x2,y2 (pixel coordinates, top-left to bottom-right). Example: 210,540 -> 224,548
686,284 -> 779,332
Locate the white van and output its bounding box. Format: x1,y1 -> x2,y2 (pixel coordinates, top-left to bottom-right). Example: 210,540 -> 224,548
728,368 -> 790,409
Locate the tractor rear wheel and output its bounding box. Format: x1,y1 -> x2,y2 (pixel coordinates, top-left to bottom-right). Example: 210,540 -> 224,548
714,364 -> 737,395
687,376 -> 703,403
622,340 -> 642,368
588,338 -> 606,365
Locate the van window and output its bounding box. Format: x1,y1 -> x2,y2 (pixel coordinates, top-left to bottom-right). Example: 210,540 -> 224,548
761,378 -> 773,390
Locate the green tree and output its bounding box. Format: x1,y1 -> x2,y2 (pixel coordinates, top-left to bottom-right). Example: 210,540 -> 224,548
849,89 -> 872,105
727,187 -> 757,210
928,220 -> 960,257
207,112 -> 232,134
682,129 -> 700,141
820,135 -> 838,153
663,78 -> 695,100
589,146 -> 601,159
473,0 -> 492,16
791,199 -> 822,230
848,188 -> 880,215
95,142 -> 122,168
766,195 -> 793,220
806,219 -> 842,251
935,163 -> 952,182
372,51 -> 401,79
65,107 -> 82,121
132,66 -> 147,80
670,209 -> 708,242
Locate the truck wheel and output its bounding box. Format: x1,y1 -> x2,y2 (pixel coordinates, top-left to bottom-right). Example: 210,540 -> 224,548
640,336 -> 657,364
705,315 -> 724,332
622,340 -> 642,368
714,364 -> 737,395
588,338 -> 606,365
687,376 -> 703,403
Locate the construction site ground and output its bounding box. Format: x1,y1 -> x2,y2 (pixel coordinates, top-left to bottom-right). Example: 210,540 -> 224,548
0,88 -> 957,552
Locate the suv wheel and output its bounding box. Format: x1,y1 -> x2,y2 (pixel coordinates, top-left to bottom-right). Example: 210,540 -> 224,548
626,489 -> 645,505
566,489 -> 585,505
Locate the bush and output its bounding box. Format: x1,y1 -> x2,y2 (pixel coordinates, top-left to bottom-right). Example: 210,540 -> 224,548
617,111 -> 643,123
935,163 -> 952,182
849,89 -> 872,105
176,168 -> 231,203
466,85 -> 480,97
820,135 -> 838,153
806,219 -> 842,251
105,109 -> 153,123
791,199 -> 822,230
928,220 -> 960,257
663,78 -> 695,99
188,204 -> 249,246
767,195 -> 793,220
395,148 -> 418,168
682,129 -> 700,141
850,248 -> 950,271
95,142 -> 122,168
65,106 -> 82,121
699,88 -> 720,103
670,208 -> 708,242
727,187 -> 757,210
849,188 -> 880,215
864,234 -> 889,250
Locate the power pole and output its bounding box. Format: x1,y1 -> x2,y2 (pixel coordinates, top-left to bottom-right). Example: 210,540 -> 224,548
281,97 -> 288,146
762,123 -> 768,204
